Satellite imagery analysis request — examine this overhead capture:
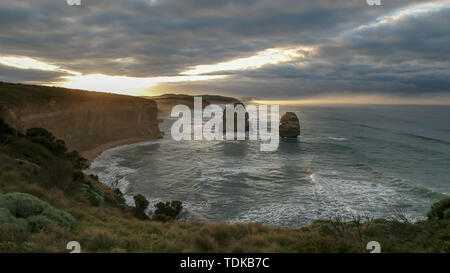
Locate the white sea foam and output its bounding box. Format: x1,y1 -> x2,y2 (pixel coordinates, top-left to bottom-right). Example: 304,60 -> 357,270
86,139 -> 168,209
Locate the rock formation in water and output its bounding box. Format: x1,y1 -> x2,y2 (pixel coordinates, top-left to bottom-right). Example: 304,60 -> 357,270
222,102 -> 250,134
279,112 -> 300,138
0,82 -> 162,160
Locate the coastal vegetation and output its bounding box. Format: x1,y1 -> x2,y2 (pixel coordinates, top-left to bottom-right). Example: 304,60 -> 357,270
0,119 -> 449,252
0,82 -> 162,162
134,194 -> 149,211
154,201 -> 183,222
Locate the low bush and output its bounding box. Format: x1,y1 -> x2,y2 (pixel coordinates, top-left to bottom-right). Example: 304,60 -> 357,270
89,174 -> 99,181
2,118 -> 450,252
36,158 -> 75,190
133,194 -> 149,211
132,208 -> 150,220
153,201 -> 183,221
112,189 -> 126,206
0,208 -> 28,230
0,192 -> 75,232
130,194 -> 150,220
79,181 -> 105,207
66,151 -> 89,170
428,198 -> 450,221
72,170 -> 85,182
86,230 -> 118,252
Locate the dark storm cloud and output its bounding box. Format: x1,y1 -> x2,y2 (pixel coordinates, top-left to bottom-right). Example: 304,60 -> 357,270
336,8 -> 450,57
0,64 -> 66,84
0,0 -> 448,98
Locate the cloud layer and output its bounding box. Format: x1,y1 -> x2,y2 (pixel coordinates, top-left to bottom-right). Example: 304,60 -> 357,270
0,0 -> 449,99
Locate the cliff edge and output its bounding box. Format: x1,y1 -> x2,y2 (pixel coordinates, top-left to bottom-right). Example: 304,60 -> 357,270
0,82 -> 162,161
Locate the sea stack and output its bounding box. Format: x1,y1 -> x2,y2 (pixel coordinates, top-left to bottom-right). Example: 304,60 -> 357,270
279,112 -> 300,138
222,102 -> 250,133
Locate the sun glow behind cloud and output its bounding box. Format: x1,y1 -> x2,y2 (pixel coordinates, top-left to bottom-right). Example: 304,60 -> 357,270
181,46 -> 314,76
0,56 -> 80,75
253,94 -> 450,105
0,55 -> 226,94
0,46 -> 313,95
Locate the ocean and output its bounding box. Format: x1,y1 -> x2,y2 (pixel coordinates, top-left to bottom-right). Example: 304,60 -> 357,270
87,104 -> 450,227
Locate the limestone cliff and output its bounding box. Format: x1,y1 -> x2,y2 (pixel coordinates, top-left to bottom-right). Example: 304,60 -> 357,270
0,82 -> 162,160
279,112 -> 300,138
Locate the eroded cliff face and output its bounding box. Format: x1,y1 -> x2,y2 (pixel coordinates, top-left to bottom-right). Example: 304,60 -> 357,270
0,82 -> 161,160
145,94 -> 240,117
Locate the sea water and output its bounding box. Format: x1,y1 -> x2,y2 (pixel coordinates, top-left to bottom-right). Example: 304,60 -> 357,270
87,104 -> 450,227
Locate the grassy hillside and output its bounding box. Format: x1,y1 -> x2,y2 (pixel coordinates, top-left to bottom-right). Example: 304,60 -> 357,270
0,82 -> 161,161
0,119 -> 449,253
0,81 -> 149,108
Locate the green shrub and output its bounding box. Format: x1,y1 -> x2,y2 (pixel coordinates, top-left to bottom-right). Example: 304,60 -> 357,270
3,136 -> 54,166
37,158 -> 75,190
153,201 -> 182,221
154,213 -> 173,222
133,194 -> 149,211
72,171 -> 85,183
79,182 -> 105,207
88,192 -> 104,207
428,198 -> 450,221
66,151 -> 89,170
26,127 -> 67,155
27,215 -> 53,232
132,207 -> 150,220
0,192 -> 75,232
0,119 -> 17,144
89,174 -> 99,181
0,208 -> 28,230
0,133 -> 15,145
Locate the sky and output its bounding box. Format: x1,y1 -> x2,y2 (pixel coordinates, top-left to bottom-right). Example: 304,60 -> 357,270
0,0 -> 449,103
